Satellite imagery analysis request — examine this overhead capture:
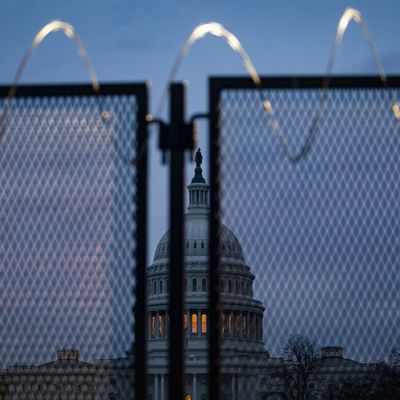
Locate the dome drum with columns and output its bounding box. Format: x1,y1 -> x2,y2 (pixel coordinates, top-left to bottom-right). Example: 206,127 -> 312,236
147,150 -> 269,400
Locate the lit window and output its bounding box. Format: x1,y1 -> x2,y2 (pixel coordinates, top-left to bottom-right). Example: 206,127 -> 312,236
183,313 -> 188,333
185,394 -> 191,400
235,313 -> 240,337
201,313 -> 207,334
192,278 -> 197,292
202,278 -> 206,292
192,313 -> 198,334
243,314 -> 247,338
151,315 -> 156,338
158,314 -> 164,337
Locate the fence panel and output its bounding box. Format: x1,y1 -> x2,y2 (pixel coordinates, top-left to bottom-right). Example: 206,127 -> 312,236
0,84 -> 148,400
209,76 -> 400,400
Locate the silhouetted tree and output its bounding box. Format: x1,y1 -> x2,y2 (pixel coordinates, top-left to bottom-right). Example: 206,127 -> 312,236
276,335 -> 318,400
372,349 -> 400,400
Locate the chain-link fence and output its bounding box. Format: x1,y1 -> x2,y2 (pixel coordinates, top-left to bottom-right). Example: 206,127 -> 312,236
0,85 -> 147,399
210,77 -> 400,400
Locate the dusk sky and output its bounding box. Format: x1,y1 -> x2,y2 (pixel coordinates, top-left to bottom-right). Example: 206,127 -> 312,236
1,0 -> 400,364
1,0 -> 399,261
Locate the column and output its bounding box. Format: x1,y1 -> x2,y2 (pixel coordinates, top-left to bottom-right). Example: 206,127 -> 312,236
156,312 -> 159,338
155,374 -> 159,400
193,373 -> 197,400
160,374 -> 165,400
231,374 -> 236,400
197,311 -> 201,335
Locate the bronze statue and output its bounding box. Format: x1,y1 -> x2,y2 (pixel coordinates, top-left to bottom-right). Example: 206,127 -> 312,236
195,148 -> 203,167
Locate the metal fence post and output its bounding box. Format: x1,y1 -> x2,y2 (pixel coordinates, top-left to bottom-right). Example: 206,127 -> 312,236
209,79 -> 221,400
168,83 -> 186,400
134,84 -> 149,400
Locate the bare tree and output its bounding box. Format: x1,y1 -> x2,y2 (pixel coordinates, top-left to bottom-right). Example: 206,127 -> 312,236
275,335 -> 318,400
372,349 -> 400,400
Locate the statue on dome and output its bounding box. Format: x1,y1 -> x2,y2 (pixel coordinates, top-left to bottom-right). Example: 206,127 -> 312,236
191,148 -> 206,184
195,148 -> 203,168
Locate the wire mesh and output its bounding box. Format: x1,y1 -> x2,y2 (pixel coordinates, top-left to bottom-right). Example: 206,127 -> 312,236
0,90 -> 138,399
215,82 -> 400,399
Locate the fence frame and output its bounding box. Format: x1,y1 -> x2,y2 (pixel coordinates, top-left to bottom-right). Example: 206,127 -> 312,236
0,82 -> 149,400
208,74 -> 400,400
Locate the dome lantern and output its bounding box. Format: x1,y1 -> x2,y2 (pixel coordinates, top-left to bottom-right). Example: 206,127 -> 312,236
187,149 -> 209,212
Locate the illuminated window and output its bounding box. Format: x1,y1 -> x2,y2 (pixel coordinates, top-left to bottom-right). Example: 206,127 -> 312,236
243,314 -> 247,338
183,313 -> 188,333
158,314 -> 165,337
192,313 -> 198,334
192,278 -> 197,292
151,315 -> 156,338
201,313 -> 207,334
202,278 -> 206,292
235,313 -> 240,337
185,394 -> 191,400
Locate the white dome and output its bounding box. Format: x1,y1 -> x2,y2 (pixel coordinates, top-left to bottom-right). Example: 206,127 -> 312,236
153,215 -> 245,262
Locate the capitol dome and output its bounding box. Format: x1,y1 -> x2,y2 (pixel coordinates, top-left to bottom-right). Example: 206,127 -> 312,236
153,213 -> 245,262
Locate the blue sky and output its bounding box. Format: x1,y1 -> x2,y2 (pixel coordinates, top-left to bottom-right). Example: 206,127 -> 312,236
1,0 -> 400,114
1,0 -> 400,363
